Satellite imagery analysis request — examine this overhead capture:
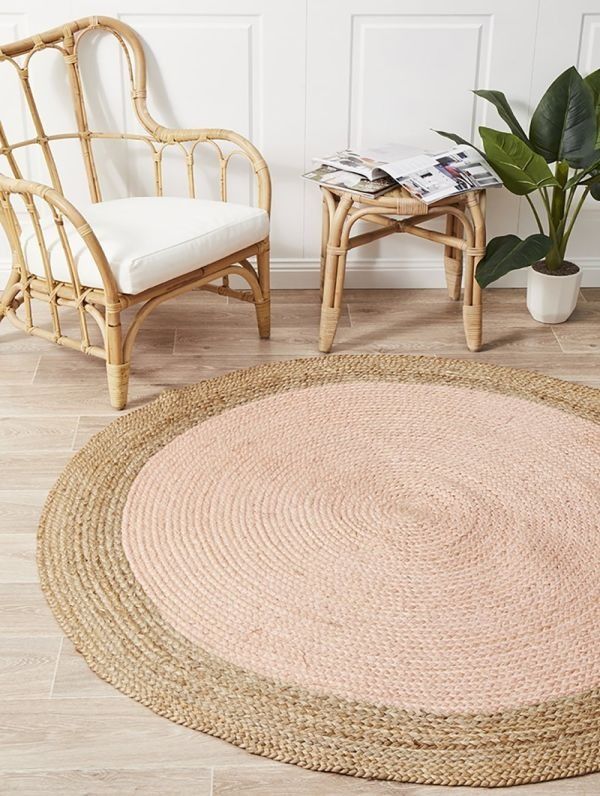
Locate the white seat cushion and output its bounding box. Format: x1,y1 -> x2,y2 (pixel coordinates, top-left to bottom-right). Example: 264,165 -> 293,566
23,196 -> 269,295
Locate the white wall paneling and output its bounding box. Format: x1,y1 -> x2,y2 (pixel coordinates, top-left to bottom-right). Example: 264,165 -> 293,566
0,0 -> 599,287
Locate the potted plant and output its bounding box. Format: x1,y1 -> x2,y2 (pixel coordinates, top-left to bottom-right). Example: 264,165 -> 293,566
438,66 -> 600,323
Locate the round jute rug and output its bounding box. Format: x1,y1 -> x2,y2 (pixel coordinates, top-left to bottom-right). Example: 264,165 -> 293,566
38,355 -> 600,787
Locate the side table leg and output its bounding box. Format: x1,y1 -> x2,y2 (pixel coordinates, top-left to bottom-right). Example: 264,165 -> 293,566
319,194 -> 331,300
319,195 -> 352,353
443,213 -> 463,301
463,193 -> 486,352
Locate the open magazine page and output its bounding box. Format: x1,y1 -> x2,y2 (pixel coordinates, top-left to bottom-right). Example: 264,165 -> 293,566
314,151 -> 388,180
384,146 -> 502,204
302,165 -> 396,196
314,145 -> 423,181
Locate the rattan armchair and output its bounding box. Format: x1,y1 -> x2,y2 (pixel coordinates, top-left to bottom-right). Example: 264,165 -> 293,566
0,16 -> 271,408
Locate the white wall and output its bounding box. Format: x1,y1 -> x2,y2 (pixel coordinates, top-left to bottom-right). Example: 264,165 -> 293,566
1,0 -> 600,288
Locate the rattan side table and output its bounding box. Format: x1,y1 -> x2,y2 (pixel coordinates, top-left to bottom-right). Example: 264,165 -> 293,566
318,186 -> 487,352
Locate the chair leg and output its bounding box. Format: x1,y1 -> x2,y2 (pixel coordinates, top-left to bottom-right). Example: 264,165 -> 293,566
105,307 -> 129,410
255,243 -> 270,339
106,361 -> 130,410
255,299 -> 270,339
0,268 -> 20,326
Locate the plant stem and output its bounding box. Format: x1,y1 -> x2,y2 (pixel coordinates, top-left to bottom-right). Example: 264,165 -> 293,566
560,186 -> 590,257
551,162 -> 568,214
525,194 -> 544,234
539,188 -> 558,241
548,161 -> 570,268
539,184 -> 562,271
563,181 -> 578,220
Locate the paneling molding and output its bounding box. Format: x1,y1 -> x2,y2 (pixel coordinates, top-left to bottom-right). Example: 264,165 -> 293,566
349,14 -> 492,148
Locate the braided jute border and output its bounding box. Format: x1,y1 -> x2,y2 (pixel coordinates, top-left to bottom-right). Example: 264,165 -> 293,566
37,354 -> 600,787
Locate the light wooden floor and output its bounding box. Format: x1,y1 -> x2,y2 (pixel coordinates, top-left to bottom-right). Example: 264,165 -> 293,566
0,287 -> 599,795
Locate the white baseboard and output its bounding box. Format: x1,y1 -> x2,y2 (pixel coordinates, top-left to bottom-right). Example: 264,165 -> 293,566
269,258 -> 600,289
2,258 -> 600,291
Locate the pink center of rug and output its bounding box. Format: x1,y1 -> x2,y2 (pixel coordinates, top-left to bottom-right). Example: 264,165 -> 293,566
122,381 -> 600,714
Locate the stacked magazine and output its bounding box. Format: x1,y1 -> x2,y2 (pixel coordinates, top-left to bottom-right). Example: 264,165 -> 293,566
303,144 -> 502,203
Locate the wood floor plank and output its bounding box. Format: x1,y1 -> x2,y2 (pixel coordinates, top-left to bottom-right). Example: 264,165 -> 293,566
0,354 -> 40,385
344,287 -> 531,307
0,637 -> 61,700
0,383 -> 160,416
0,416 -> 77,453
130,353 -> 296,385
0,491 -> 47,534
551,302 -> 600,353
0,534 -> 37,583
0,698 -> 273,771
581,287 -> 600,303
174,327 -> 324,357
264,288 -> 321,304
72,417 -> 117,450
212,766 -> 600,795
0,451 -> 76,490
0,767 -> 212,794
342,311 -> 560,354
0,584 -> 62,637
40,352 -> 296,391
173,314 -> 349,356
213,765 -> 412,794
0,326 -> 76,354
145,299 -> 335,329
52,639 -> 124,700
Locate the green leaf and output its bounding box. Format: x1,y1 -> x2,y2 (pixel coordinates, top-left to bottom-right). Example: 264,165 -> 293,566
479,127 -> 558,194
473,89 -> 530,143
579,169 -> 600,186
433,130 -> 485,158
565,158 -> 600,188
584,69 -> 600,147
476,234 -> 553,288
586,168 -> 600,199
529,66 -> 596,166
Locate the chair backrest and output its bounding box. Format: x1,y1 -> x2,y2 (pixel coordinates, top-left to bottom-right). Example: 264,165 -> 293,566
0,16 -> 177,205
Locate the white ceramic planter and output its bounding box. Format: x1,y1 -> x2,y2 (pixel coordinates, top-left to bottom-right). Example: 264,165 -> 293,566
526,264 -> 582,324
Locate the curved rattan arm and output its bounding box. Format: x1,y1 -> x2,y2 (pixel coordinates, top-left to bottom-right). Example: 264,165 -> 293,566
96,17 -> 271,213
81,17 -> 271,212
143,124 -> 271,214
0,174 -> 120,301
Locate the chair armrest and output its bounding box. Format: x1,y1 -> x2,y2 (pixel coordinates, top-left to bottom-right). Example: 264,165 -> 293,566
0,174 -> 120,300
137,116 -> 271,214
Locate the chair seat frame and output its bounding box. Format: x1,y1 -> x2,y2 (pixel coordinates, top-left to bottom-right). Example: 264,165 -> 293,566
0,16 -> 271,408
